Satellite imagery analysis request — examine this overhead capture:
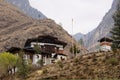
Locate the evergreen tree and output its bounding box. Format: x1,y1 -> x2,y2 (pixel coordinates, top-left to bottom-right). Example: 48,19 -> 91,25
33,44 -> 43,66
17,50 -> 29,79
70,44 -> 80,57
79,38 -> 84,46
111,3 -> 120,50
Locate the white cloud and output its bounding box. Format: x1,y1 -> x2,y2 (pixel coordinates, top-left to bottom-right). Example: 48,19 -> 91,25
29,0 -> 113,34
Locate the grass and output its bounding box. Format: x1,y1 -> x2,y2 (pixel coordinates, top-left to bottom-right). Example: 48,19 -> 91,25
106,57 -> 119,66
57,61 -> 64,68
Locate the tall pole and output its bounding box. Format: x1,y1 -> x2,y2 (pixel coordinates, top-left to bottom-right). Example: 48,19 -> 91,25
72,18 -> 74,55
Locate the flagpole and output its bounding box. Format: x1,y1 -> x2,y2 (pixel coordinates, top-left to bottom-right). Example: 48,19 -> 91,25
72,18 -> 74,55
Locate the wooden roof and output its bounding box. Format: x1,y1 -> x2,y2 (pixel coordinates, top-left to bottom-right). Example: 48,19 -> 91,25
98,37 -> 113,42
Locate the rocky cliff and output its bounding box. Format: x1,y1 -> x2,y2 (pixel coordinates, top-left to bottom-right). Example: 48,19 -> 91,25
73,33 -> 84,41
0,0 -> 77,55
74,0 -> 119,52
5,0 -> 46,19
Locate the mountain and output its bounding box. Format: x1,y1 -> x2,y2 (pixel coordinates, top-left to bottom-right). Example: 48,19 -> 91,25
0,0 -> 77,55
5,0 -> 46,19
73,33 -> 84,41
74,0 -> 119,52
85,0 -> 119,52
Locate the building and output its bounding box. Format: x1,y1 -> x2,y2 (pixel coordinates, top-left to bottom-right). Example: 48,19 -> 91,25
98,37 -> 113,52
8,35 -> 67,66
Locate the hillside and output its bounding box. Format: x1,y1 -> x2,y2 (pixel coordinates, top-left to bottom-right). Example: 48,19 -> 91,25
74,0 -> 119,52
5,0 -> 46,19
27,50 -> 120,80
0,0 -> 77,55
73,33 -> 84,41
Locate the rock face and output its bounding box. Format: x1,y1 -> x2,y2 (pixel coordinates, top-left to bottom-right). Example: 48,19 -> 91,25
73,33 -> 84,41
0,0 -> 77,55
5,0 -> 46,19
74,0 -> 119,52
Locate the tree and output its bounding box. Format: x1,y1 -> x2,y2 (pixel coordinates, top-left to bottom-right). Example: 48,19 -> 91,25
34,44 -> 41,54
33,43 -> 43,67
70,44 -> 80,57
79,38 -> 84,46
0,52 -> 18,78
17,50 -> 30,79
111,4 -> 120,50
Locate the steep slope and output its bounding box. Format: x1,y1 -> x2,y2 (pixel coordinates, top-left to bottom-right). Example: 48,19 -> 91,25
73,0 -> 119,52
73,33 -> 84,41
5,0 -> 46,19
84,0 -> 119,52
27,51 -> 120,80
0,0 -> 76,55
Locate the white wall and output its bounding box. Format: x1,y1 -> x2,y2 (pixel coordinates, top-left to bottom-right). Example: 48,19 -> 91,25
32,54 -> 42,64
44,57 -> 51,65
57,55 -> 67,60
31,42 -> 63,49
100,45 -> 111,51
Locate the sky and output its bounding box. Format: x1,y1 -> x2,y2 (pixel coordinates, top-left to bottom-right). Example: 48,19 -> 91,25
29,0 -> 113,35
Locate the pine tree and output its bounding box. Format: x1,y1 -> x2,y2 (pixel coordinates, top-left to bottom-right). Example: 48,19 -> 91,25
111,3 -> 120,50
79,38 -> 84,46
70,44 -> 80,57
17,50 -> 29,79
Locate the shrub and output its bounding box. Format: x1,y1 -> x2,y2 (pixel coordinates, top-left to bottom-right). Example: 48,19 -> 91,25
106,57 -> 119,66
37,59 -> 43,67
57,61 -> 64,68
42,68 -> 48,74
0,52 -> 18,76
74,58 -> 79,64
92,58 -> 97,62
17,51 -> 29,79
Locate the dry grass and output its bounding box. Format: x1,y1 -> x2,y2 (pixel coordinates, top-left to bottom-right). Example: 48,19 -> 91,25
26,51 -> 120,80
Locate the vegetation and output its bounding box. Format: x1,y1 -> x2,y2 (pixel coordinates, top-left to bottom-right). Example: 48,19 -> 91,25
26,51 -> 120,80
0,52 -> 18,79
106,57 -> 119,66
34,43 -> 41,54
74,58 -> 79,64
42,68 -> 48,74
57,60 -> 64,69
37,59 -> 43,67
70,44 -> 80,57
17,51 -> 30,79
79,38 -> 84,46
111,3 -> 120,50
34,43 -> 43,66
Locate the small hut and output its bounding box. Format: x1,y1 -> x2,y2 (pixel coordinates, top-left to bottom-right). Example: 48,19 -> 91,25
98,37 -> 113,52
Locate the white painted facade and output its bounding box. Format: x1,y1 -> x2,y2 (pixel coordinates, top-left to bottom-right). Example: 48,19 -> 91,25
23,53 -> 67,66
100,45 -> 111,52
31,42 -> 63,49
32,54 -> 42,65
43,57 -> 51,65
30,42 -> 66,65
57,55 -> 67,60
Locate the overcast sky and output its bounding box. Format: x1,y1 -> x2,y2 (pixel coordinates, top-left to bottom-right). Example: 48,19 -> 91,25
29,0 -> 113,35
